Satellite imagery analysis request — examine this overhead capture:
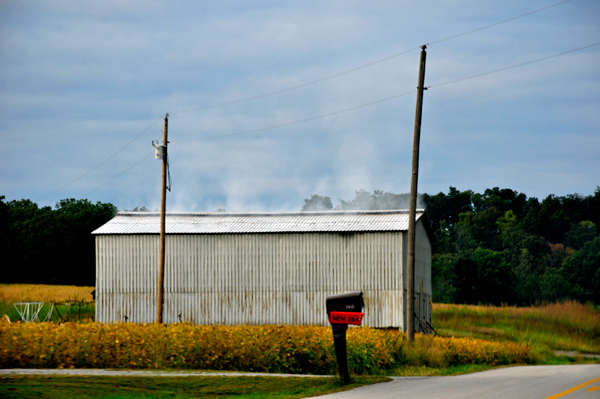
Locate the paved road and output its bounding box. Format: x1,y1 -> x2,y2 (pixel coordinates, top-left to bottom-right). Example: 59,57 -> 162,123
2,365 -> 599,398
318,365 -> 600,399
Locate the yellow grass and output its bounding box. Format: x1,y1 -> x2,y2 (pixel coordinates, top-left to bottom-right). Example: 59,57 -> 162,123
0,284 -> 94,303
432,301 -> 600,355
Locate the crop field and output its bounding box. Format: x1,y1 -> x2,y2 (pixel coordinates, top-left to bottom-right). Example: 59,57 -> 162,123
1,284 -> 598,377
0,322 -> 534,374
0,284 -> 94,303
0,284 -> 95,322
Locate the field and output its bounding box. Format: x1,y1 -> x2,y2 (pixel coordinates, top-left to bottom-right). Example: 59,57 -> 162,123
1,284 -> 598,378
433,302 -> 600,361
0,284 -> 95,322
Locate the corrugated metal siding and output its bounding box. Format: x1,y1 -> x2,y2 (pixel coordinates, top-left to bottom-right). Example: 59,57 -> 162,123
415,221 -> 433,331
92,210 -> 425,235
96,231 -> 408,328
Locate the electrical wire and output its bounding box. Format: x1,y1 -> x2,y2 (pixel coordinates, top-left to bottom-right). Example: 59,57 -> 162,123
171,50 -> 420,114
170,0 -> 574,115
41,0 -> 578,198
174,42 -> 600,143
429,42 -> 600,89
37,118 -> 162,201
428,0 -> 574,46
84,154 -> 153,196
172,90 -> 417,142
166,155 -> 172,192
85,40 -> 599,194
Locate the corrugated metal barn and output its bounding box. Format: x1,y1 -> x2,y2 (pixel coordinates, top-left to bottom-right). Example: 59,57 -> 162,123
92,210 -> 433,330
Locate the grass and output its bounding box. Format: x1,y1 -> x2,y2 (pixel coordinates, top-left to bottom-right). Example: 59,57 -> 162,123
433,301 -> 600,364
390,364 -> 498,376
0,375 -> 390,399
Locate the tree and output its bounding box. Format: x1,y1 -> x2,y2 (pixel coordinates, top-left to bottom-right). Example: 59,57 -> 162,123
422,186 -> 473,232
2,198 -> 117,285
561,237 -> 600,304
301,186 -> 600,305
336,189 -> 411,211
564,221 -> 598,250
539,268 -> 571,302
431,253 -> 458,303
301,195 -> 333,211
452,248 -> 511,305
455,207 -> 504,252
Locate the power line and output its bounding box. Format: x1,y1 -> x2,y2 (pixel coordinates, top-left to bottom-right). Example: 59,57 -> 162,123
43,0 -> 577,198
37,118 -> 162,201
174,41 -> 600,144
170,0 -> 573,115
86,40 -> 599,194
172,90 -> 417,142
171,49 -> 420,115
84,154 -> 153,196
429,42 -> 600,88
428,0 -> 574,46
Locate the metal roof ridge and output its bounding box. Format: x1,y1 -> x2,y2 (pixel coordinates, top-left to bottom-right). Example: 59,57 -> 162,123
116,209 -> 424,217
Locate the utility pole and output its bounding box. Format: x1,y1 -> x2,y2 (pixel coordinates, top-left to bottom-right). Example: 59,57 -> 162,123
157,113 -> 168,324
407,45 -> 427,343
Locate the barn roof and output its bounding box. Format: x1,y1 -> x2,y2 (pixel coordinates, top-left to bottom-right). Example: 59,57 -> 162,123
92,210 -> 433,240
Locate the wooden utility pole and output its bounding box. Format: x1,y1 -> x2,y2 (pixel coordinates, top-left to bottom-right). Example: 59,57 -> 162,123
407,45 -> 427,343
157,113 -> 168,324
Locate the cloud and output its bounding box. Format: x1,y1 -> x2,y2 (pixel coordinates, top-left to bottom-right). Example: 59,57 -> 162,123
1,0 -> 599,210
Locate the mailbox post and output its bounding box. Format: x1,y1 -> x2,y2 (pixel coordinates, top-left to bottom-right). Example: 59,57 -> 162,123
326,291 -> 364,384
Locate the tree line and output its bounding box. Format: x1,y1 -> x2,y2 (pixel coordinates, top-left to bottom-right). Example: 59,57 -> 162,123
0,196 -> 116,286
2,186 -> 599,306
302,187 -> 600,306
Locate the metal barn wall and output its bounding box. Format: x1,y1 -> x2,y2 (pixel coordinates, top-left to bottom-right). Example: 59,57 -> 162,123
96,231 -> 409,328
400,220 -> 433,332
415,220 -> 433,331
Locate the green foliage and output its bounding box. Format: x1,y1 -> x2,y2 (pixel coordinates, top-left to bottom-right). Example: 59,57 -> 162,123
301,194 -> 333,211
423,187 -> 600,305
561,237 -> 600,304
431,254 -> 458,303
336,189 -> 411,211
565,221 -> 598,250
0,375 -> 390,399
303,186 -> 600,305
0,197 -> 117,286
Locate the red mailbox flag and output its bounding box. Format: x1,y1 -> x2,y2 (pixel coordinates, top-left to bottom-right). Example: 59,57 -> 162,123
329,311 -> 364,326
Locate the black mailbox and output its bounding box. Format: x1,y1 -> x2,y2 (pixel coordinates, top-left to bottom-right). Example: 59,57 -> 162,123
326,291 -> 365,384
326,291 -> 364,325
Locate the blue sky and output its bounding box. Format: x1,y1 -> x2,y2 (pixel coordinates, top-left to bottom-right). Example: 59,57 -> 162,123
1,0 -> 599,212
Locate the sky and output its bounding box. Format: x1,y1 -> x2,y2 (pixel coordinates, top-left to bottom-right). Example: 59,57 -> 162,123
1,0 -> 599,212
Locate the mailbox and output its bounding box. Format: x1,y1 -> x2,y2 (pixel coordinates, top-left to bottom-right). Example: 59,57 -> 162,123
326,291 -> 365,384
326,291 -> 364,326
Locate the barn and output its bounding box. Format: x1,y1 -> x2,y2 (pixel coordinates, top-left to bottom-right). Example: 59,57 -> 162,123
92,210 -> 433,331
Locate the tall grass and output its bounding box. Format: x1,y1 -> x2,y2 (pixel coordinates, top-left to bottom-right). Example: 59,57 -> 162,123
433,301 -> 600,356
